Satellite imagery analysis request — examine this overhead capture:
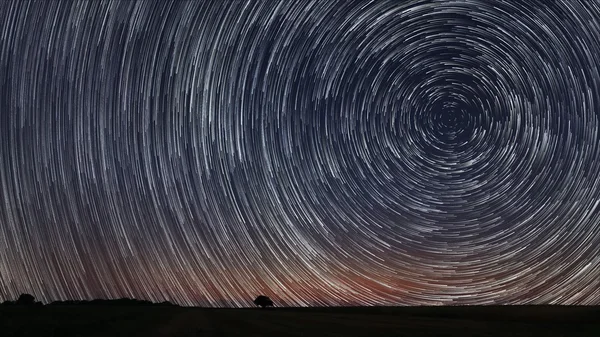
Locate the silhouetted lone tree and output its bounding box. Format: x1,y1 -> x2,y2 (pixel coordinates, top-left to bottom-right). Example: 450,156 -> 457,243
254,295 -> 274,308
16,293 -> 35,305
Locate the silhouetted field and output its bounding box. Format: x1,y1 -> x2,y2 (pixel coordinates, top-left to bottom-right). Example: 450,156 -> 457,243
0,305 -> 179,336
1,305 -> 599,336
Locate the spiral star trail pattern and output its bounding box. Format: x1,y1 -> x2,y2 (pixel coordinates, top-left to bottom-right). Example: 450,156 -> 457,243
1,0 -> 600,307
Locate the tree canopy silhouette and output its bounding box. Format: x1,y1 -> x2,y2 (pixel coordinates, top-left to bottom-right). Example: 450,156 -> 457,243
16,293 -> 35,305
253,295 -> 274,308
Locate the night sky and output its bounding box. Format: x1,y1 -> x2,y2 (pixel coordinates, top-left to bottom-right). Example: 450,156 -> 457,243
1,0 -> 600,307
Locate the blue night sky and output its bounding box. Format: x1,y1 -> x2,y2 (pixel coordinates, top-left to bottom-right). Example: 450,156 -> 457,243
0,0 -> 599,307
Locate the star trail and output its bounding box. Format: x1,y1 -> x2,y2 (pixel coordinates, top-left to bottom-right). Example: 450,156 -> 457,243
1,0 -> 600,307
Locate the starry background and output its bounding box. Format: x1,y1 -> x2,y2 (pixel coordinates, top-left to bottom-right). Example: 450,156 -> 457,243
1,0 -> 600,307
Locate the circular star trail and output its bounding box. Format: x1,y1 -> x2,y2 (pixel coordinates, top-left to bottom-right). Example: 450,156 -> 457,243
1,0 -> 600,307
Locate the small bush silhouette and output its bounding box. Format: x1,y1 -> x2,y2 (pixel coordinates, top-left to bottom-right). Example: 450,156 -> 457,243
254,295 -> 274,308
16,293 -> 35,305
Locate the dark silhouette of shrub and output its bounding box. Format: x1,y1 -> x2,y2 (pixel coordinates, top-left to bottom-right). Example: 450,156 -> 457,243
157,301 -> 175,306
254,295 -> 274,308
16,293 -> 35,305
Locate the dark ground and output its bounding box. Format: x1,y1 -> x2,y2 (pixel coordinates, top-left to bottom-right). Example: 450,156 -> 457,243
1,305 -> 599,336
